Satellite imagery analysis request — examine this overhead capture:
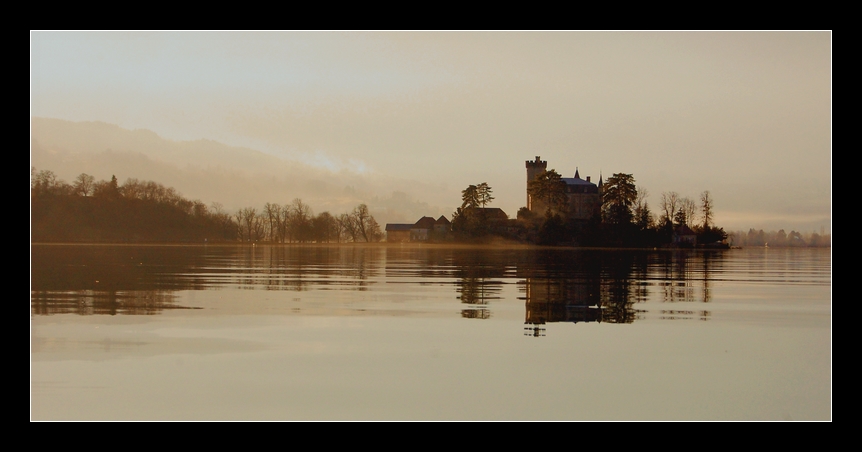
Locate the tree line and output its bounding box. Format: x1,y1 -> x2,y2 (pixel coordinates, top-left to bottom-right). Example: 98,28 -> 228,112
727,228 -> 830,248
519,169 -> 729,246
31,168 -> 383,243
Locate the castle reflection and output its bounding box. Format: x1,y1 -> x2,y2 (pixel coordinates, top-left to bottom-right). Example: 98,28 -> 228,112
518,249 -> 721,334
518,250 -> 639,335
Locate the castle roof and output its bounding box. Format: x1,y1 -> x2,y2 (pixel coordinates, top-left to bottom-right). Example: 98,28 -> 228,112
561,177 -> 597,187
560,167 -> 597,187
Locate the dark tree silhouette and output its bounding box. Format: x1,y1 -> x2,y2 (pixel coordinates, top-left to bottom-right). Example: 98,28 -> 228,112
528,170 -> 568,217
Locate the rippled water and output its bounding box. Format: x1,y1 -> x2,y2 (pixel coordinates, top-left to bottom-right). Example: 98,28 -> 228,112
31,244 -> 831,420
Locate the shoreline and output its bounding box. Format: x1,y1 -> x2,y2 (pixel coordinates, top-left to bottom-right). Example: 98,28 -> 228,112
30,241 -> 740,251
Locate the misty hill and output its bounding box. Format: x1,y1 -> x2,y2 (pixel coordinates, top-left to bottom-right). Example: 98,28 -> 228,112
31,118 -> 446,224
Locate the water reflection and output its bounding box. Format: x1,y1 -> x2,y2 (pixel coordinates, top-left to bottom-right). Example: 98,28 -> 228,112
652,250 -> 724,305
31,245 -> 832,420
31,289 -> 187,315
31,245 -> 208,315
452,252 -> 504,320
519,250 -> 640,335
207,245 -> 382,291
31,245 -> 744,324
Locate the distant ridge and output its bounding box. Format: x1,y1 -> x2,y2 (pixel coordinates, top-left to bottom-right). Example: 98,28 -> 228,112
30,118 -> 446,224
31,117 -> 295,175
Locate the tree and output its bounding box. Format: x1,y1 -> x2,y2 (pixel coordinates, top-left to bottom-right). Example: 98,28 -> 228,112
528,169 -> 568,216
350,203 -> 382,242
477,182 -> 494,208
461,185 -> 479,209
264,202 -> 280,242
210,202 -> 237,240
73,173 -> 95,197
365,216 -> 384,242
338,213 -> 358,242
235,207 -> 257,241
679,197 -> 697,228
312,212 -> 339,243
700,191 -> 713,230
31,169 -> 72,196
633,187 -> 653,230
93,175 -> 120,198
287,198 -> 312,242
660,191 -> 679,227
673,209 -> 688,228
601,173 -> 637,225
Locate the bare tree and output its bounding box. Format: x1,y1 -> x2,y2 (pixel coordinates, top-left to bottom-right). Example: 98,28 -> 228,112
236,207 -> 257,242
31,169 -> 72,196
700,190 -> 713,229
353,203 -> 371,242
338,213 -> 358,242
680,197 -> 697,228
660,191 -> 679,226
264,202 -> 280,242
73,173 -> 95,197
274,204 -> 290,243
288,198 -> 312,242
252,212 -> 266,241
366,216 -> 384,242
347,204 -> 382,242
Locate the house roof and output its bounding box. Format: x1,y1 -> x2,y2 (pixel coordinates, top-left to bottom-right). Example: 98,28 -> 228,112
435,215 -> 450,225
473,207 -> 508,220
413,216 -> 437,229
675,225 -> 697,236
385,223 -> 413,232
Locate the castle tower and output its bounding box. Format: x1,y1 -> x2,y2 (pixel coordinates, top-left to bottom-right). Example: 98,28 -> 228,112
525,156 -> 547,211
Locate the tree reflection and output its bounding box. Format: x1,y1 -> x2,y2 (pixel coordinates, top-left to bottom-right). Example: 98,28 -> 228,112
650,250 -> 722,319
31,244 -> 209,315
31,289 -> 193,315
31,244 -> 386,316
198,244 -> 381,292
452,250 -> 506,320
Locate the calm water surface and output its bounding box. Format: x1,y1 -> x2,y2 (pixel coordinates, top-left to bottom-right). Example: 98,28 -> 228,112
31,244 -> 831,420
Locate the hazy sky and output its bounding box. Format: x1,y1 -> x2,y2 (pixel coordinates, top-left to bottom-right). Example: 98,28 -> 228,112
30,31 -> 831,232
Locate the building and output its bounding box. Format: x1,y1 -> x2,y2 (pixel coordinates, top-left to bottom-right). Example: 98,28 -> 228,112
526,155 -> 601,220
410,216 -> 437,241
385,223 -> 412,242
672,225 -> 697,247
385,215 -> 452,242
433,215 -> 451,235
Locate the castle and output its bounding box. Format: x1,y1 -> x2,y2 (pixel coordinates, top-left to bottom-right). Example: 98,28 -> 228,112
526,156 -> 602,220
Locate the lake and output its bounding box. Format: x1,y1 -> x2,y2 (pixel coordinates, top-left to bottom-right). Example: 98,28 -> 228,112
30,244 -> 831,420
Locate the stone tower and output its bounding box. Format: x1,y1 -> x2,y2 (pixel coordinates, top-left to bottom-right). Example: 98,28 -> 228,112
525,156 -> 547,211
